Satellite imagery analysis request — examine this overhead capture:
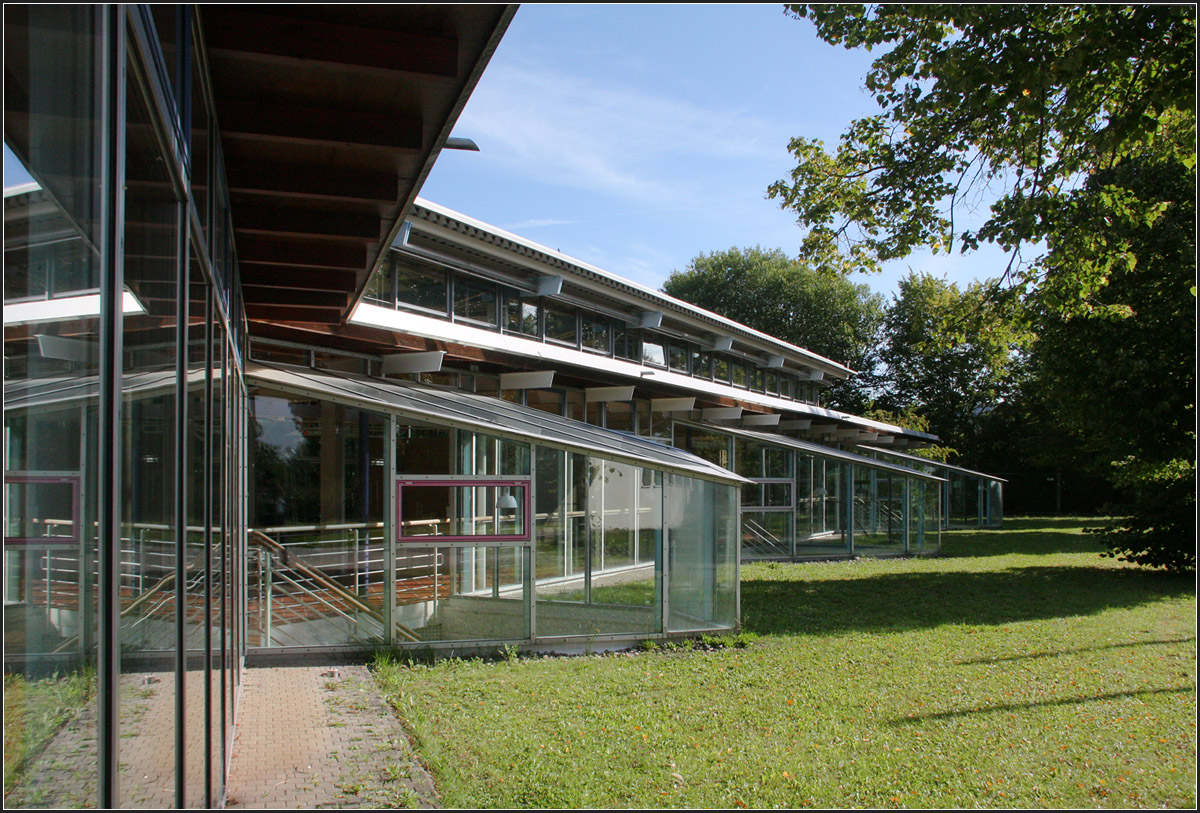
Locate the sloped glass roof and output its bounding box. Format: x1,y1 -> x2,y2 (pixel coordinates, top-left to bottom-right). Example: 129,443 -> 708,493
676,421 -> 946,484
856,445 -> 1007,482
247,362 -> 747,485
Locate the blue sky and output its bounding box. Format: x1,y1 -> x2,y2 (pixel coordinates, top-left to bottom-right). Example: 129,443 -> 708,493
423,4 -> 1016,301
4,5 -> 1017,301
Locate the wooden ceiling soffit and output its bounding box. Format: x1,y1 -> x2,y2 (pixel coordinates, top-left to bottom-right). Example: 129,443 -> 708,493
241,286 -> 351,309
234,204 -> 382,241
219,98 -> 422,152
224,159 -> 400,204
239,265 -> 358,293
245,304 -> 344,324
236,236 -> 366,270
201,8 -> 459,78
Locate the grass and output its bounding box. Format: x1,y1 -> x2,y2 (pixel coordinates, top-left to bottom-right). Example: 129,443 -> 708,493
372,517 -> 1196,808
3,666 -> 95,799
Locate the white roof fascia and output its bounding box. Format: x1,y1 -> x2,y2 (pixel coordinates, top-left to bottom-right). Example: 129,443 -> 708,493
350,300 -> 939,442
411,199 -> 854,378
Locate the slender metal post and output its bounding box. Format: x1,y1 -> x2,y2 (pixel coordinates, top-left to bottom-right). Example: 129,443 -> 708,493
96,7 -> 126,807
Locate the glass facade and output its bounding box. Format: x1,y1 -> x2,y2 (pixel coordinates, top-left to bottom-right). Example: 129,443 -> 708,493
673,423 -> 942,561
240,383 -> 740,651
5,7 -> 245,807
856,447 -> 1005,530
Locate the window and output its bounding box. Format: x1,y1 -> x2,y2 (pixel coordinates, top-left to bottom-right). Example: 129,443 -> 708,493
713,355 -> 730,383
580,311 -> 610,353
668,341 -> 689,373
544,302 -> 577,345
504,288 -> 540,337
640,336 -> 666,367
453,275 -> 498,326
395,256 -> 448,314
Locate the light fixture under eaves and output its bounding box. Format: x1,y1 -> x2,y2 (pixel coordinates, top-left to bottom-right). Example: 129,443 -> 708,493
444,137 -> 480,151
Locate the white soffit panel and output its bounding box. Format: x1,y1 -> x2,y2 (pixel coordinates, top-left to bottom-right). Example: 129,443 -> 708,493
349,302 -> 939,442
382,350 -> 445,375
499,371 -> 555,390
586,386 -> 635,403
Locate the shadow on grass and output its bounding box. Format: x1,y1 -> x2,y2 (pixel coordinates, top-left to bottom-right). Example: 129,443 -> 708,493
741,564 -> 1195,637
890,685 -> 1196,725
956,636 -> 1195,665
940,516 -> 1121,558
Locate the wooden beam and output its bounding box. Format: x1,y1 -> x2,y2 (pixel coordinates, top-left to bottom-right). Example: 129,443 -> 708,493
224,158 -> 400,203
219,98 -> 422,151
234,204 -> 382,240
203,8 -> 459,77
236,236 -> 366,269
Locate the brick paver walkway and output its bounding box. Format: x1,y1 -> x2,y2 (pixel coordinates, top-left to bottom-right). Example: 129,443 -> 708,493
225,664 -> 439,809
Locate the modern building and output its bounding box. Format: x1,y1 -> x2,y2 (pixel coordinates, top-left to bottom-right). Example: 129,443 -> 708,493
3,5 -> 1001,807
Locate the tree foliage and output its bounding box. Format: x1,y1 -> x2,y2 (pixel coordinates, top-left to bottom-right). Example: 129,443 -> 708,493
1024,145 -> 1196,571
770,4 -> 1195,570
769,4 -> 1196,293
662,247 -> 885,412
879,272 -> 1030,459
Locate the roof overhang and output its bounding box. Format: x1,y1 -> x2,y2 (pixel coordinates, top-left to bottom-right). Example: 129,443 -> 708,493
200,5 -> 517,325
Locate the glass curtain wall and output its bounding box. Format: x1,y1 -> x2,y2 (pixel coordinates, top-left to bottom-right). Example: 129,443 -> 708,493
4,7 -> 246,808
244,390 -> 738,649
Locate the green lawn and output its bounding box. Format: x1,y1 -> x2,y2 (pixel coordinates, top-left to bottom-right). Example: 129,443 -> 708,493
373,518 -> 1196,808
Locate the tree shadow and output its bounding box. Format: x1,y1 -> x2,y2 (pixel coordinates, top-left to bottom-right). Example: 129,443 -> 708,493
955,636 -> 1195,665
939,517 -> 1121,558
889,685 -> 1195,725
741,564 -> 1195,637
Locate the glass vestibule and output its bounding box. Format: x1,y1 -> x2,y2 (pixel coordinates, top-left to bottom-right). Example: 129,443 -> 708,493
245,374 -> 742,651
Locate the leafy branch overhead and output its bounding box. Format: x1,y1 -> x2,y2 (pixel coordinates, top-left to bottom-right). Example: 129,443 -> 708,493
768,4 -> 1196,294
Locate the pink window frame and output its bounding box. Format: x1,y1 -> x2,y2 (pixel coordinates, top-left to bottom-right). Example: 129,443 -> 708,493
4,474 -> 81,546
395,478 -> 532,543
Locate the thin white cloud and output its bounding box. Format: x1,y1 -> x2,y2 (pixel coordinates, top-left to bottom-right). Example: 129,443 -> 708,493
456,63 -> 780,207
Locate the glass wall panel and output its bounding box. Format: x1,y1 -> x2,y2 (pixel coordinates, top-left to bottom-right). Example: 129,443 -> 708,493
504,289 -> 540,337
117,52 -> 182,807
393,546 -> 528,642
666,476 -> 737,632
248,393 -> 387,648
453,276 -> 497,327
544,303 -> 576,345
580,312 -> 610,353
674,425 -> 731,469
986,480 -> 1003,528
535,455 -> 660,637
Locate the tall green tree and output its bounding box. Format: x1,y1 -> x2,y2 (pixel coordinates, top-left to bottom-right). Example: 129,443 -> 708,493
1024,144 -> 1196,571
770,4 -> 1195,569
662,247 -> 885,412
879,272 -> 1029,462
